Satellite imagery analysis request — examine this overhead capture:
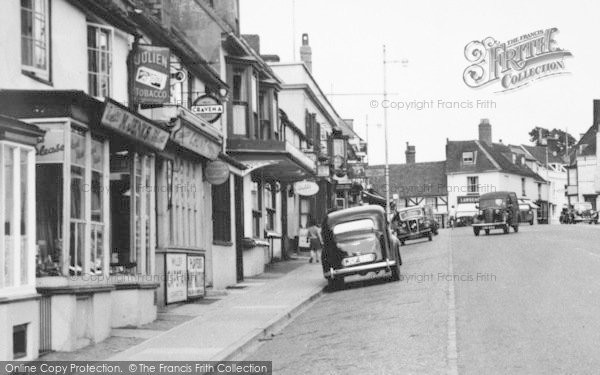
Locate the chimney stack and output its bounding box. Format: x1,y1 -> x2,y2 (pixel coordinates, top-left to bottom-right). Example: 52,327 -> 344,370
405,142 -> 416,164
300,33 -> 312,72
478,118 -> 492,144
594,99 -> 600,126
242,34 -> 260,54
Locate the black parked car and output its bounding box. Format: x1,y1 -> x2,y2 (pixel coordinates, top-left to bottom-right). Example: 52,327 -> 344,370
321,205 -> 402,291
472,191 -> 520,235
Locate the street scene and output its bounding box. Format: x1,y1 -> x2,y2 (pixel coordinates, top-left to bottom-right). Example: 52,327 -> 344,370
2,0 -> 600,374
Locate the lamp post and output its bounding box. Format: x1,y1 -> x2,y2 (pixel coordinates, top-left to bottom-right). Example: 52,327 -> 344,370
382,45 -> 408,219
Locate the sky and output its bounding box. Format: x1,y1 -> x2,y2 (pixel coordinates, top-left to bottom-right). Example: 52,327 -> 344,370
240,0 -> 599,165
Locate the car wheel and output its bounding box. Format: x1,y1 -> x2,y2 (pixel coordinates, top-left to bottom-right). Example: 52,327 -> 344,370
513,225 -> 519,233
400,240 -> 405,246
391,254 -> 401,282
530,219 -> 534,226
428,232 -> 433,241
473,227 -> 480,236
327,277 -> 344,291
503,225 -> 509,234
485,229 -> 490,235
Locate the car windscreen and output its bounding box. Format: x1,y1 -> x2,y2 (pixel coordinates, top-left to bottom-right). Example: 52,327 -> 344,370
479,198 -> 506,209
519,204 -> 530,211
398,208 -> 422,220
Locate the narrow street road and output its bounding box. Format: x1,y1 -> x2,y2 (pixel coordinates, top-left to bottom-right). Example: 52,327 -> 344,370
245,225 -> 600,374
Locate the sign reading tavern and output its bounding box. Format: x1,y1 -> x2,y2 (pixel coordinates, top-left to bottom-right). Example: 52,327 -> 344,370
101,99 -> 169,150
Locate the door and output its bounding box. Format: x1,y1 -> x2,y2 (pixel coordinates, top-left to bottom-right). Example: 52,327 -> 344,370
234,175 -> 244,282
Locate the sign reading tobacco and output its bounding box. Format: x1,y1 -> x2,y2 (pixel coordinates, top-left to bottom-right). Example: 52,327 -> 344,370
132,45 -> 170,104
101,99 -> 169,150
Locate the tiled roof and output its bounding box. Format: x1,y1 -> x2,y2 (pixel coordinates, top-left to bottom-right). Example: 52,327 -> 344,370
367,161 -> 447,198
568,123 -> 597,164
521,145 -> 565,164
446,140 -> 547,182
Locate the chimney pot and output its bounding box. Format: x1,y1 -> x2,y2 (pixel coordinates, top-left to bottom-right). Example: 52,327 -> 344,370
300,33 -> 312,72
478,119 -> 492,144
405,142 -> 416,164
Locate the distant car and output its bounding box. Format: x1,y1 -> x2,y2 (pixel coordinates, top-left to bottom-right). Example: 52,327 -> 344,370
321,205 -> 402,291
422,205 -> 439,235
391,206 -> 434,245
454,212 -> 475,227
518,203 -> 535,225
472,191 -> 520,235
571,202 -> 598,224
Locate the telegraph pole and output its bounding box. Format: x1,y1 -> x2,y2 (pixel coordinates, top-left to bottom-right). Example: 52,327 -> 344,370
382,45 -> 390,219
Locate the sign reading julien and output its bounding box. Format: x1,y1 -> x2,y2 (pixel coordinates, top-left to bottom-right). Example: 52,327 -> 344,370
463,28 -> 572,92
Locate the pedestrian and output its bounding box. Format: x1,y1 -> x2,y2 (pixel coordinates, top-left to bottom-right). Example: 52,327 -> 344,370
306,216 -> 322,263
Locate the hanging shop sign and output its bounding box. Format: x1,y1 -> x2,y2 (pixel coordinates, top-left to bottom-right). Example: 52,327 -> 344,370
101,99 -> 169,150
190,95 -> 224,124
132,45 -> 170,104
347,163 -> 367,179
317,164 -> 330,178
165,253 -> 187,304
187,255 -> 205,298
171,123 -> 221,160
294,180 -> 319,196
205,160 -> 230,185
457,196 -> 480,204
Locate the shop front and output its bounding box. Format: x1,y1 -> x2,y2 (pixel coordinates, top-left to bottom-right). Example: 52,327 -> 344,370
0,90 -> 168,352
0,116 -> 44,360
142,105 -> 223,306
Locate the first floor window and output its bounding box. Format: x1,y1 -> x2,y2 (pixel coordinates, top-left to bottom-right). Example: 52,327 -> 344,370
467,176 -> 478,193
21,0 -> 50,80
87,24 -> 113,97
425,197 -> 437,208
212,180 -> 231,242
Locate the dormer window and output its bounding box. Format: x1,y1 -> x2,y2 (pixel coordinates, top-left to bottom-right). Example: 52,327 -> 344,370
462,151 -> 475,164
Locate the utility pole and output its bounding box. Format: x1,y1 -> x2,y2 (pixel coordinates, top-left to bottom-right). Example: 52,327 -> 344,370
291,0 -> 296,61
382,45 -> 390,220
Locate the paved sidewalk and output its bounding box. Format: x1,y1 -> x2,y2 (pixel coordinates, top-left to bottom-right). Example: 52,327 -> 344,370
39,258 -> 325,361
107,259 -> 325,361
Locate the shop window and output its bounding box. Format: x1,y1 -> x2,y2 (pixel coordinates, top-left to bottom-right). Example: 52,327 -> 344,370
168,158 -> 201,248
1,143 -> 36,290
21,0 -> 50,81
34,123 -> 109,277
264,184 -> 276,231
13,324 -> 27,359
212,181 -> 231,242
299,198 -> 310,229
110,151 -> 154,275
251,181 -> 262,238
87,24 -> 113,98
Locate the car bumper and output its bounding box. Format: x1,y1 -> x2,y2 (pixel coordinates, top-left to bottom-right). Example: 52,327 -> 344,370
398,231 -> 431,240
324,259 -> 397,279
472,222 -> 507,229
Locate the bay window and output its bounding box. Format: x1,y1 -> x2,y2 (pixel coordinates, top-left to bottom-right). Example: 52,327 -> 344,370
35,122 -> 110,277
21,0 -> 50,81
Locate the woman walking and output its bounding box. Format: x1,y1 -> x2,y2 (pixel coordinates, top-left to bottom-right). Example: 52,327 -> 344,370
307,216 -> 322,263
